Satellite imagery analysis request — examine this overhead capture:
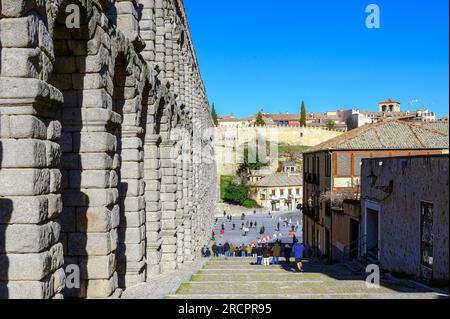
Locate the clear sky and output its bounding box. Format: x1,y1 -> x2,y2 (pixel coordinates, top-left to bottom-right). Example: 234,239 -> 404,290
183,0 -> 449,118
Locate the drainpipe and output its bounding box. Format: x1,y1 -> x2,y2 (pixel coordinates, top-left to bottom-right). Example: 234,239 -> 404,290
329,150 -> 333,263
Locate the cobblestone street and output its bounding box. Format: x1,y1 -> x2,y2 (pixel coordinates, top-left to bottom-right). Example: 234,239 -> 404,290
213,212 -> 303,246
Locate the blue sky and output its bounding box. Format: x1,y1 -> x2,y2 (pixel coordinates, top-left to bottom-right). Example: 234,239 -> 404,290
184,0 -> 449,118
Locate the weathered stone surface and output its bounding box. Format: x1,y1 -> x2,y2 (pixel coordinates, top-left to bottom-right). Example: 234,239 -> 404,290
0,0 -> 217,299
0,221 -> 61,253
0,243 -> 64,281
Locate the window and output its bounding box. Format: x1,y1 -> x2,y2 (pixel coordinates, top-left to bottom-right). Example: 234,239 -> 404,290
288,189 -> 292,196
280,189 -> 284,196
420,202 -> 434,268
296,188 -> 300,195
260,193 -> 266,200
337,153 -> 351,176
271,189 -> 276,196
325,153 -> 331,177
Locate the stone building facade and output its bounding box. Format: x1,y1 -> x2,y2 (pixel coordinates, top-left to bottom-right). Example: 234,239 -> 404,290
302,120 -> 449,261
360,155 -> 449,281
0,0 -> 216,298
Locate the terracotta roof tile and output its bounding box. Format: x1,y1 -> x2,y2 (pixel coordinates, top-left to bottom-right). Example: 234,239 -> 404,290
306,120 -> 449,152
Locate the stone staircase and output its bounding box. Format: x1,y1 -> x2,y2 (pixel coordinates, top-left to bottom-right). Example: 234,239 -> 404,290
166,257 -> 447,299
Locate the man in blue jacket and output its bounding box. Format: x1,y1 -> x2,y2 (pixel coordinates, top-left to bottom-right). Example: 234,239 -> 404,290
291,239 -> 305,272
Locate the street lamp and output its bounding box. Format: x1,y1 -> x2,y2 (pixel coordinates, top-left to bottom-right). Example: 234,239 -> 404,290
367,169 -> 377,187
367,169 -> 393,195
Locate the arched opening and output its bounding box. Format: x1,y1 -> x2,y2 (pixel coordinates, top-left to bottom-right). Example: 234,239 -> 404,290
50,1 -> 121,298
114,53 -> 150,289
49,0 -> 91,299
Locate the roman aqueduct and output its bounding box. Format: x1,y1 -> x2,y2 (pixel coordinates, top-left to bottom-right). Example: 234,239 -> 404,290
0,0 -> 217,298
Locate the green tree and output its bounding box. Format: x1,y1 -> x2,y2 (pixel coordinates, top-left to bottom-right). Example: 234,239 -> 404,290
240,144 -> 268,171
211,103 -> 218,126
223,183 -> 249,205
255,111 -> 266,126
300,101 -> 307,127
326,120 -> 335,130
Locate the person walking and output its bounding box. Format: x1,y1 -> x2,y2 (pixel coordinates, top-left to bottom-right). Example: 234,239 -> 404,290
241,244 -> 248,257
271,241 -> 281,265
256,244 -> 263,265
251,245 -> 257,258
246,244 -> 252,257
232,223 -> 236,230
217,243 -> 223,257
291,240 -> 305,272
212,243 -> 218,257
262,244 -> 270,266
284,243 -> 291,265
230,243 -> 235,257
223,241 -> 230,258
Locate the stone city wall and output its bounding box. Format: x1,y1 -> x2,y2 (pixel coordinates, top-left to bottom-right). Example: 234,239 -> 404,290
215,126 -> 344,176
0,0 -> 216,298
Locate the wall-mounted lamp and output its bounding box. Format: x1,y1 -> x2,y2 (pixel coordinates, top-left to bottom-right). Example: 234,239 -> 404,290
367,169 -> 394,195
367,169 -> 378,187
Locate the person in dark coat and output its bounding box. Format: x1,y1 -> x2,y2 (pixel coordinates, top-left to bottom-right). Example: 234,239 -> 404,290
212,243 -> 218,257
284,243 -> 291,265
223,241 -> 231,257
251,245 -> 257,257
217,244 -> 224,257
256,245 -> 263,265
262,244 -> 270,266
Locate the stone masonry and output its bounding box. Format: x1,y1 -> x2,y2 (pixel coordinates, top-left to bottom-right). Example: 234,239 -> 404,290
0,0 -> 216,298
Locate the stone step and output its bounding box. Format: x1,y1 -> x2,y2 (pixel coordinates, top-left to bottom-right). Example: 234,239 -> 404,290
203,264 -> 294,269
191,273 -> 327,282
167,292 -> 445,299
175,280 -> 414,295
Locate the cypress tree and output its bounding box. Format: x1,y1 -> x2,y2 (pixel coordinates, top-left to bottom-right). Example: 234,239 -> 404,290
211,103 -> 219,126
300,101 -> 307,127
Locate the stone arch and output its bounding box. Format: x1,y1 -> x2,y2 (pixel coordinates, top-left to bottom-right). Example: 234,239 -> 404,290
112,49 -> 150,290
48,0 -> 151,298
48,0 -> 106,299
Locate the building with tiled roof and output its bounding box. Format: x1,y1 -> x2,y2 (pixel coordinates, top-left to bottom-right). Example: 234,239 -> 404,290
306,119 -> 449,153
250,173 -> 303,211
302,119 -> 449,262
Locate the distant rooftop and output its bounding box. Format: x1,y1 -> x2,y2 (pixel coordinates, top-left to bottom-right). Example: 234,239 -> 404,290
253,173 -> 303,188
306,120 -> 449,152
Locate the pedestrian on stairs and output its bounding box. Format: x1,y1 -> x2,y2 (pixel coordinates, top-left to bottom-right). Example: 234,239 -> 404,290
256,244 -> 263,265
284,243 -> 291,265
291,239 -> 305,272
262,244 -> 270,266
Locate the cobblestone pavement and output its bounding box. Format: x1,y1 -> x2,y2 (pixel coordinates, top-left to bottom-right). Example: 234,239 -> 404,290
166,258 -> 449,299
213,211 -> 303,246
